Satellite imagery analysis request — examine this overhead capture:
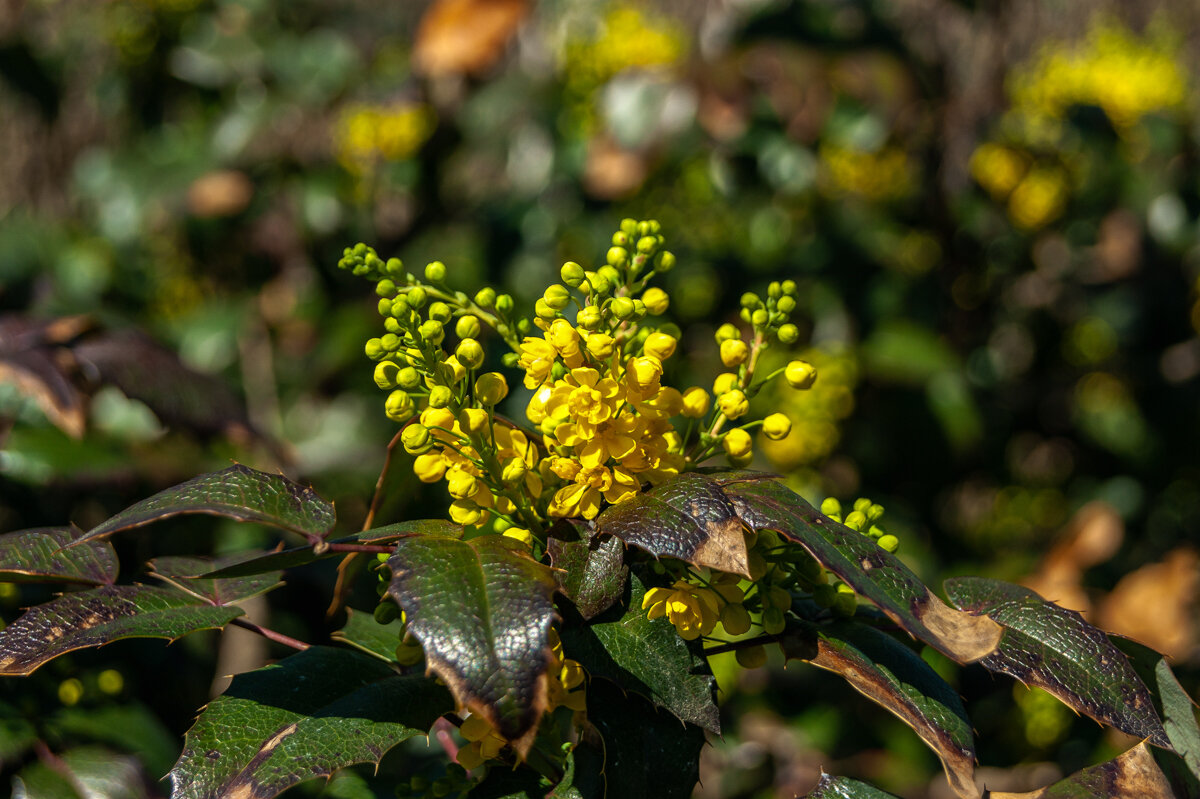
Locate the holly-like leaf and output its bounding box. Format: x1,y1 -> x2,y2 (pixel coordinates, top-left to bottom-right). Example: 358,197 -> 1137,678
944,577 -> 1168,748
1156,658 -> 1200,780
0,585 -> 242,675
149,556 -> 283,606
788,622 -> 976,799
170,647 -> 452,799
76,465 -> 335,545
595,472 -> 751,577
987,742 -> 1173,798
331,608 -> 404,663
804,773 -> 903,798
387,534 -> 557,748
547,520 -> 628,620
0,526 -> 117,585
559,573 -> 719,733
572,677 -> 706,799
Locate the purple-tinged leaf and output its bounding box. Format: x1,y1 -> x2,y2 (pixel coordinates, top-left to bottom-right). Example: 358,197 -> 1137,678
547,520 -> 628,620
0,585 -> 242,675
0,526 -> 116,585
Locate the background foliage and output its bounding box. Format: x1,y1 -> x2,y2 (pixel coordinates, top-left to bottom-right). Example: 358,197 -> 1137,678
2,0 -> 1199,796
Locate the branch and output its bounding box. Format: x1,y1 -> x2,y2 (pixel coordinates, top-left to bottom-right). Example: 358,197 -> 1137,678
230,617 -> 310,651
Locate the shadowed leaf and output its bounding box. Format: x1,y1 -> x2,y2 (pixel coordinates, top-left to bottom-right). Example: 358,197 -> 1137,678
986,742 -> 1173,798
387,535 -> 557,749
52,703 -> 179,778
805,773 -> 903,797
788,622 -> 977,799
170,647 -> 452,799
559,572 -> 719,733
149,556 -> 283,606
13,746 -> 147,799
547,520 -> 628,619
0,585 -> 243,675
0,315 -> 90,439
77,465 -> 335,545
0,526 -> 116,585
1156,658 -> 1200,779
0,700 -> 38,770
331,608 -> 405,663
944,577 -> 1168,749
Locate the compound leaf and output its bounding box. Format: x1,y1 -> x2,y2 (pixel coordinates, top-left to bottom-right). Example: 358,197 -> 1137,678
170,647 -> 452,799
559,573 -> 719,733
77,465 -> 335,545
547,520 -> 628,620
944,577 -> 1168,749
0,526 -> 116,585
0,585 -> 242,675
386,534 -> 557,749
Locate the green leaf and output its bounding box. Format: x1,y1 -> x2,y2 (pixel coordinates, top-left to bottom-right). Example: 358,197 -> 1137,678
573,677 -> 705,799
148,556 -> 283,606
0,701 -> 38,769
387,535 -> 557,746
559,573 -> 719,733
76,465 -> 335,546
804,773 -> 903,798
1156,658 -> 1200,779
712,473 -> 1003,663
547,520 -> 628,620
789,622 -> 975,799
170,647 -> 452,799
0,526 -> 117,585
200,521 -> 459,578
51,702 -> 180,777
13,746 -> 147,799
987,742 -> 1173,798
0,585 -> 242,675
331,607 -> 404,663
943,577 -> 1168,748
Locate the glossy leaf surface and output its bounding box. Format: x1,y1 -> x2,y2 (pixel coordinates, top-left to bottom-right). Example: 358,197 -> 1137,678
149,556 -> 282,605
988,742 -> 1173,798
331,607 -> 405,663
0,526 -> 116,585
805,773 -> 902,798
547,520 -> 628,620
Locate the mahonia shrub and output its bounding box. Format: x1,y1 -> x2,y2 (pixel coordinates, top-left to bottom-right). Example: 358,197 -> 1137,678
1,221 -> 1198,799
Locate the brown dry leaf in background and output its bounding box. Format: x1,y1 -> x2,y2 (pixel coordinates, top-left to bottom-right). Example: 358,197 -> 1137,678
584,137 -> 647,199
413,0 -> 530,78
187,169 -> 254,218
1096,547 -> 1199,661
1022,502 -> 1123,616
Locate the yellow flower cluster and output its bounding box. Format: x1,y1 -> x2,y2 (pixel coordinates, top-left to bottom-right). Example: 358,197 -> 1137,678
969,145 -> 1070,230
333,103 -> 436,174
1009,19 -> 1186,131
562,4 -> 687,88
819,143 -> 913,201
760,346 -> 858,472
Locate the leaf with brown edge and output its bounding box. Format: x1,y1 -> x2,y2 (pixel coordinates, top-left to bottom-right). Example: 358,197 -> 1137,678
386,534 -> 557,754
985,742 -> 1173,798
787,621 -> 978,799
547,519 -> 628,620
594,472 -> 751,578
944,577 -> 1169,749
0,526 -> 117,585
75,465 -> 335,546
0,585 -> 242,675
707,472 -> 1003,663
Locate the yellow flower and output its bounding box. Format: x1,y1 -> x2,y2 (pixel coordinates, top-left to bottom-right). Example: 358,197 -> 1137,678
548,463 -> 639,519
720,339 -> 749,367
722,428 -> 752,458
546,318 -> 585,368
762,412 -> 792,440
713,372 -> 739,396
585,332 -> 616,359
717,389 -> 749,419
545,368 -> 623,426
518,337 -> 558,389
643,332 -> 677,361
457,714 -> 506,770
474,372 -> 508,405
641,580 -> 721,640
681,387 -> 711,418
556,413 -> 641,469
413,452 -> 448,483
785,360 -> 817,390
623,356 -> 663,400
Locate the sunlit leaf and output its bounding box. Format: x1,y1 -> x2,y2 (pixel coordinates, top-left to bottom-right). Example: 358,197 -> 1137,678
387,534 -> 557,749
804,773 -> 903,798
13,746 -> 147,799
0,526 -> 116,585
170,647 -> 451,799
987,742 -> 1173,798
0,585 -> 242,675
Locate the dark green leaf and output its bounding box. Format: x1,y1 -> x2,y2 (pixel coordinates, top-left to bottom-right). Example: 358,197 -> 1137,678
198,521 -> 459,578
943,577 -> 1168,748
0,585 -> 242,675
77,465 -> 335,545
804,773 -> 902,798
387,535 -> 557,746
0,526 -> 116,585
170,647 -> 452,799
51,702 -> 180,777
792,622 -> 975,799
0,701 -> 38,769
573,677 -> 705,799
331,607 -> 404,663
468,767 -> 545,799
711,473 -> 1003,663
1156,658 -> 1200,779
594,472 -> 750,577
559,573 -> 718,733
149,556 -> 282,606
987,742 -> 1173,798
547,520 -> 628,620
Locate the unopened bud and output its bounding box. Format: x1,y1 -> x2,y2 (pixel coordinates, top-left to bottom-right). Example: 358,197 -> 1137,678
785,360 -> 817,389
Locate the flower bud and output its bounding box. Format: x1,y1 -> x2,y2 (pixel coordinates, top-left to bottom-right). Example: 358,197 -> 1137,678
385,390 -> 415,422
455,315 -> 481,339
735,644 -> 767,669
401,424 -> 433,454
428,302 -> 452,323
635,235 -> 657,255
777,295 -> 796,314
474,287 -> 496,308
501,458 -> 527,483
606,246 -> 629,268
877,534 -> 900,553
459,408 -> 488,434
586,271 -> 611,295
534,299 -> 557,320
722,428 -> 752,458
777,323 -> 799,344
720,603 -> 751,636
374,361 -> 401,389
383,317 -> 403,335
449,500 -> 483,526
376,278 -> 396,297
586,332 -> 615,359
844,510 -> 867,531
456,338 -> 485,369
762,412 -> 792,440
656,251 -> 676,272
720,339 -> 749,367
543,284 -> 571,311
385,257 -> 405,278
417,319 -> 444,345
503,527 -> 533,547
643,332 -> 677,361
609,297 -> 636,320
576,306 -> 603,330
407,286 -> 427,309
713,372 -> 739,396
424,261 -> 447,282
413,452 -> 446,483
715,323 -> 740,344
560,261 -> 586,287
717,389 -> 749,419
390,295 -> 411,318
820,497 -> 843,519
474,372 -> 508,406
428,385 -> 453,408
446,470 -> 478,500
495,294 -> 514,315
785,360 -> 817,389
681,387 -> 711,418
620,217 -> 639,236
642,287 -> 669,315
396,366 -> 422,390
377,298 -> 393,317
751,308 -> 769,327
762,607 -> 786,635
380,333 -> 401,353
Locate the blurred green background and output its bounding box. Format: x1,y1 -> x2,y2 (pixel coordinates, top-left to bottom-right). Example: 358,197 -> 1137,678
2,0 -> 1199,796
